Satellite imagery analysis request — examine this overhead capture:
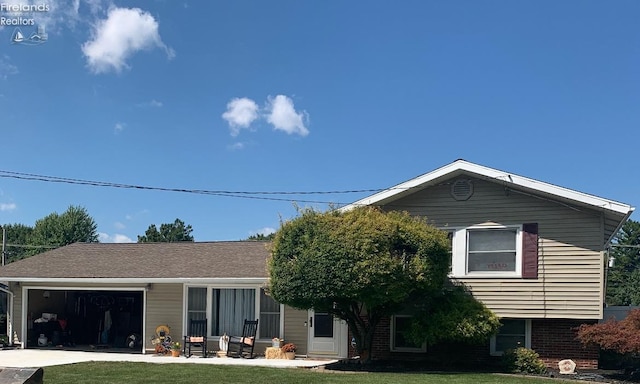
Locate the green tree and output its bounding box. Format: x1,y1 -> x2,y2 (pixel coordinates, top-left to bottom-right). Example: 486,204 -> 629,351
2,223 -> 33,263
606,219 -> 640,305
137,219 -> 194,243
27,205 -> 98,256
246,233 -> 275,241
268,206 -> 499,361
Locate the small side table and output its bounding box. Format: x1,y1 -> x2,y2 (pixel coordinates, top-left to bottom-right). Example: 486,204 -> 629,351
265,346 -> 286,359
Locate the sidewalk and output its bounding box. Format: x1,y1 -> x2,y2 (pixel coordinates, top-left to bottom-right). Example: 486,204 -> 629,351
0,349 -> 337,369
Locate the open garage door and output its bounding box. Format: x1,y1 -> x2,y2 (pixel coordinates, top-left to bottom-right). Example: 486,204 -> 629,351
25,288 -> 144,352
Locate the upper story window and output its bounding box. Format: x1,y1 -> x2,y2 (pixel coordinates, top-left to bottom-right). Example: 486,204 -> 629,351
467,228 -> 518,273
449,225 -> 524,278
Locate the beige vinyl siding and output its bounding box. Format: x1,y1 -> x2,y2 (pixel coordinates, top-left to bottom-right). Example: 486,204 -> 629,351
12,284 -> 22,342
145,283 -> 183,352
283,306 -> 308,355
383,177 -> 605,320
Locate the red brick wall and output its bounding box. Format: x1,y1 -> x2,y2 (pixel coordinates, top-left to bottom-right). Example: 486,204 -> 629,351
350,316 -> 599,370
531,319 -> 599,369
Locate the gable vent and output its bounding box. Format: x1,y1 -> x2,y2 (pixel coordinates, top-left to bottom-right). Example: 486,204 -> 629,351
451,179 -> 473,201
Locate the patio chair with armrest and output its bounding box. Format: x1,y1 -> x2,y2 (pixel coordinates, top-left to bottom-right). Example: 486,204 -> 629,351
183,318 -> 207,358
226,319 -> 259,358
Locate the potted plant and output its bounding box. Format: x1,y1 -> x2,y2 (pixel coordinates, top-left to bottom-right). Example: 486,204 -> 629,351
170,341 -> 181,357
281,342 -> 296,359
271,337 -> 283,348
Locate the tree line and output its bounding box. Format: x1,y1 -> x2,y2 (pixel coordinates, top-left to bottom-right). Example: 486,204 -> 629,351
1,205 -> 195,264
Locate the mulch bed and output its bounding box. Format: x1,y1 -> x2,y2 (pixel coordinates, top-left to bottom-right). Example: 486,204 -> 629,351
323,359 -> 640,383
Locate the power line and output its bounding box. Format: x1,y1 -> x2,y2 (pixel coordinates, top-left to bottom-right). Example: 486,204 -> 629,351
0,169 -> 397,205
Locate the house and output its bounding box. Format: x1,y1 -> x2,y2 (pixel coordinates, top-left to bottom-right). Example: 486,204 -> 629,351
0,160 -> 634,368
339,159 -> 635,368
0,242 -> 350,359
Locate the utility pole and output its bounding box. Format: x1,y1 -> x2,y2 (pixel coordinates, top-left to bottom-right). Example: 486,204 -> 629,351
1,226 -> 5,266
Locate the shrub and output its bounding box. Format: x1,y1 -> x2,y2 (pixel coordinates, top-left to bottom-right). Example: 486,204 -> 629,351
502,347 -> 547,374
577,309 -> 640,355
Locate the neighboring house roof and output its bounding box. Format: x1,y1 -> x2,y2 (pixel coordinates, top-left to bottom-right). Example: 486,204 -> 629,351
0,241 -> 271,282
341,159 -> 635,247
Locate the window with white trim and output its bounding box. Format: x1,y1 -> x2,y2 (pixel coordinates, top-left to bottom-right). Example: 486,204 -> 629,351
186,286 -> 282,340
450,225 -> 523,277
490,319 -> 531,355
259,289 -> 280,339
390,315 -> 426,352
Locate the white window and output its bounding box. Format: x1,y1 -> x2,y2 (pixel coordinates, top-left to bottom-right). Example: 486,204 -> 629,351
490,319 -> 531,355
390,315 -> 426,352
186,286 -> 282,340
259,289 -> 281,340
450,225 -> 522,277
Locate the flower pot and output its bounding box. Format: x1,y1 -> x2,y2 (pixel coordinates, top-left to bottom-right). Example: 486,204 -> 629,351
171,350 -> 180,357
272,340 -> 283,348
285,351 -> 295,360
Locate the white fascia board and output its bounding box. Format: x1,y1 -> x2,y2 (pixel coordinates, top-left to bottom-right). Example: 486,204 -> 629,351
1,277 -> 268,284
341,160 -> 635,215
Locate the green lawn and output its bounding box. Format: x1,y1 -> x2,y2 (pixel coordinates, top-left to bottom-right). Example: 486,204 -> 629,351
43,362 -> 561,384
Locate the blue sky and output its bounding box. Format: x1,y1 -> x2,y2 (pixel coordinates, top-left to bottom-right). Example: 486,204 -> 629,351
0,0 -> 638,242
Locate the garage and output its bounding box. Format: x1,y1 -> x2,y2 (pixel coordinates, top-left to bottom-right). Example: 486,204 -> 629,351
25,288 -> 143,352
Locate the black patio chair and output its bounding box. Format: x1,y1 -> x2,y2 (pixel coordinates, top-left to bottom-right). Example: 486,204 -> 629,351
227,319 -> 259,358
183,318 -> 207,358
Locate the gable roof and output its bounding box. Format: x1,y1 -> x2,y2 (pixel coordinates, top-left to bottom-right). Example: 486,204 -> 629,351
0,241 -> 271,282
342,159 -> 635,247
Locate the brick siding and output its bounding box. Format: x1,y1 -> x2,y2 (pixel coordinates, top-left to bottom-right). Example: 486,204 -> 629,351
531,319 -> 599,369
353,316 -> 599,370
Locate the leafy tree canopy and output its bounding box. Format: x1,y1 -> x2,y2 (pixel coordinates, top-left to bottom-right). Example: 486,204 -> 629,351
268,206 -> 499,360
27,205 -> 98,256
137,219 -> 194,243
606,219 -> 640,306
246,233 -> 275,241
2,223 -> 33,263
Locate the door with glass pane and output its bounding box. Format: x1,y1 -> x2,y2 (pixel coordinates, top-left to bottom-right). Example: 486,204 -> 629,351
307,310 -> 345,356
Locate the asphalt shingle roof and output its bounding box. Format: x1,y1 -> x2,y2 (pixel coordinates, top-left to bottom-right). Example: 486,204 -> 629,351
0,241 -> 271,280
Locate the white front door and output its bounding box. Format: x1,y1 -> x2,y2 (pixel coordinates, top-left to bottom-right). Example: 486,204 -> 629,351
307,310 -> 347,357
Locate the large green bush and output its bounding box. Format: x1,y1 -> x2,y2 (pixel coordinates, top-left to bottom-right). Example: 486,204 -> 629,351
502,347 -> 547,374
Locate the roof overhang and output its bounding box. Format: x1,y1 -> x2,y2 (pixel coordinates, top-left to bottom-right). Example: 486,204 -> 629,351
340,160 -> 635,247
0,277 -> 268,284
342,160 -> 634,215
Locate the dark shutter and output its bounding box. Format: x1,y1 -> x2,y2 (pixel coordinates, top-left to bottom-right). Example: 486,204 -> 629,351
522,223 -> 538,279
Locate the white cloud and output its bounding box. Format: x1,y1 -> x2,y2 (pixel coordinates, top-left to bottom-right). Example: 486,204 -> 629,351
0,56 -> 18,80
137,99 -> 163,108
0,203 -> 17,211
222,97 -> 259,136
228,142 -> 245,150
114,221 -> 126,230
98,232 -> 134,243
82,7 -> 174,74
265,95 -> 309,136
250,227 -> 276,237
114,122 -> 125,133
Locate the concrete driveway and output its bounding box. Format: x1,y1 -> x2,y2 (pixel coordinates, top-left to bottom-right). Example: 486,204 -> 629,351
0,349 -> 337,369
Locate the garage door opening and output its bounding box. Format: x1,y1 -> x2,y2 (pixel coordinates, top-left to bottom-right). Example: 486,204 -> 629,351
26,289 -> 143,353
